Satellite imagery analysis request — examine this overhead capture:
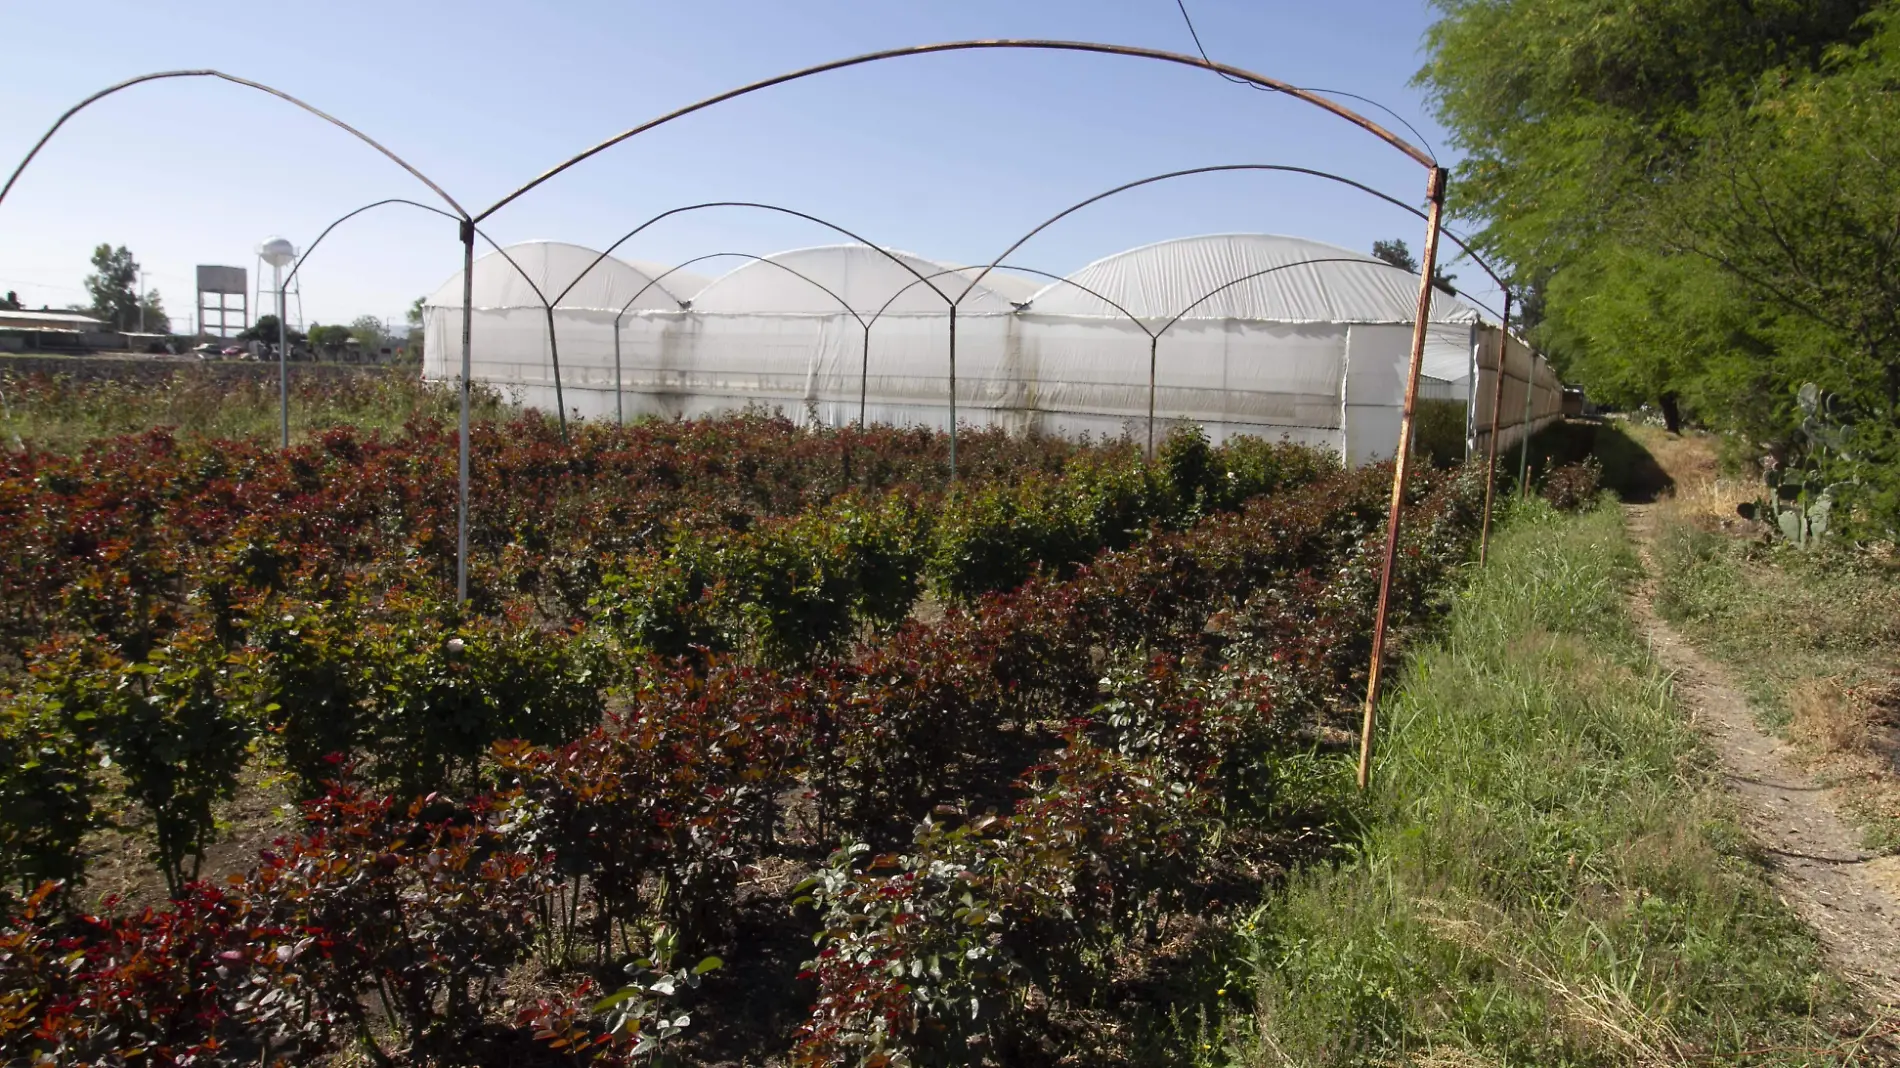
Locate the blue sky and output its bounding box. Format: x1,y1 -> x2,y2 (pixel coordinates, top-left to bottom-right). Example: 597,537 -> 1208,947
0,0 -> 1488,332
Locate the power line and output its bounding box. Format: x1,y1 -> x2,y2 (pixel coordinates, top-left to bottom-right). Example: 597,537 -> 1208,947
1170,0 -> 1440,162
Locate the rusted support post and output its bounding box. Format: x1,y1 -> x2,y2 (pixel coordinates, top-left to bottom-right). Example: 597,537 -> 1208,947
1478,290 -> 1513,565
1357,165 -> 1448,792
457,220 -> 475,605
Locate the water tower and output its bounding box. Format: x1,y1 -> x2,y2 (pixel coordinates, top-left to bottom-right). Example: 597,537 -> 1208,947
254,238 -> 304,333
257,237 -> 297,448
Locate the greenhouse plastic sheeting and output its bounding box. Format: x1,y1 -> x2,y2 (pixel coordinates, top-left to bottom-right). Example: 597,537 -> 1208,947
1469,326 -> 1564,459
423,236 -> 1563,465
1026,234 -> 1483,326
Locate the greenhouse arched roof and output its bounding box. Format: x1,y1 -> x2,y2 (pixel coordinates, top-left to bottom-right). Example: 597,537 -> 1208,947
1025,233 -> 1482,324
426,240 -> 698,313
688,244 -> 1024,317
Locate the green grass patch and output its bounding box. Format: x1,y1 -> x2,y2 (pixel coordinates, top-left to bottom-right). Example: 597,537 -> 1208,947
1234,502 -> 1873,1066
1652,517 -> 1900,854
0,364 -> 510,449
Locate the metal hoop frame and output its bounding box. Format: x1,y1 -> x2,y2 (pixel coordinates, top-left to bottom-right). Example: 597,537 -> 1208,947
3,43 -> 1507,791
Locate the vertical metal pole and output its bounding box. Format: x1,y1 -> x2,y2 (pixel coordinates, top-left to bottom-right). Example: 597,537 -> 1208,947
1517,351 -> 1536,499
612,317 -> 624,425
544,305 -> 569,444
947,304 -> 958,480
1477,291 -> 1512,565
276,261 -> 288,449
859,324 -> 871,430
457,222 -> 474,605
1147,334 -> 1159,460
1357,166 -> 1448,792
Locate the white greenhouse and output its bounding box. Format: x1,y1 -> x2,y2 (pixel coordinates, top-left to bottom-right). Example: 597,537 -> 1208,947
422,233 -> 1562,464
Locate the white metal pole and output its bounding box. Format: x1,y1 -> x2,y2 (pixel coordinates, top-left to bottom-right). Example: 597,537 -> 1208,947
276,261 -> 288,448
613,317 -> 624,425
457,224 -> 474,603
947,304 -> 958,480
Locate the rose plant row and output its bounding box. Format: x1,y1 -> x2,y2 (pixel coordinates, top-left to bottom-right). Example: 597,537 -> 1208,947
0,455 -> 1486,1066
0,424 -> 1323,899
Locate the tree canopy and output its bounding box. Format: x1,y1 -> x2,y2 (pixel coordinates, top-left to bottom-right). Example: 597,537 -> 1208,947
83,244 -> 169,333
1418,0 -> 1900,531
239,314 -> 305,347
348,315 -> 387,354
1370,239 -> 1459,296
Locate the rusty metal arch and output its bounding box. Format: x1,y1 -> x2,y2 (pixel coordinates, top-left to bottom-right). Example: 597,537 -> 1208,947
8,51 -> 1471,788
469,49 -> 1454,773
477,39 -> 1434,223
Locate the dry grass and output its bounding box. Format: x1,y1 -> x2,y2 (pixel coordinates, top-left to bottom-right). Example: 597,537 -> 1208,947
1791,677 -> 1874,754
1644,429 -> 1900,854
1623,424 -> 1761,534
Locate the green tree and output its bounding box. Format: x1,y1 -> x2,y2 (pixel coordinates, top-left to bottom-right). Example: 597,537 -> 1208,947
1370,238 -> 1459,295
1418,0 -> 1900,530
349,314 -> 386,357
0,290 -> 20,311
307,323 -> 353,356
238,314 -> 306,347
82,244 -> 170,333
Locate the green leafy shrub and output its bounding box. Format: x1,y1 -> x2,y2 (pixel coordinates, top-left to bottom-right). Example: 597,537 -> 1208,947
1157,424 -> 1219,519
590,544 -> 733,660
1541,457 -> 1603,512
928,474 -> 1097,599
246,597 -> 367,798
1410,397 -> 1468,468
721,511 -> 866,666
1214,434 -> 1336,507
102,626 -> 258,897
830,490 -> 932,632
359,596 -> 601,795
0,691 -> 96,898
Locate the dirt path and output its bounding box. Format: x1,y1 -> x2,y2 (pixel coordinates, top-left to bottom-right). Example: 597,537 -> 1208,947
1625,503 -> 1900,1006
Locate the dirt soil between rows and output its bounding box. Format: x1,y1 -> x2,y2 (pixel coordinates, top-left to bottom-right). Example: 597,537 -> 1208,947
1624,500 -> 1900,1008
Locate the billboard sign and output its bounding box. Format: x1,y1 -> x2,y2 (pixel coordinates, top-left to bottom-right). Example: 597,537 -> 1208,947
196,265 -> 247,295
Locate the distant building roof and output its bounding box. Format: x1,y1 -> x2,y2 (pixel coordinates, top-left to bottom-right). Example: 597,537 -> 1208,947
0,309 -> 109,330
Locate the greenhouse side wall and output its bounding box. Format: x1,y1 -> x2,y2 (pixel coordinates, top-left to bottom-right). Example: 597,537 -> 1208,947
424,307 -> 1557,465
